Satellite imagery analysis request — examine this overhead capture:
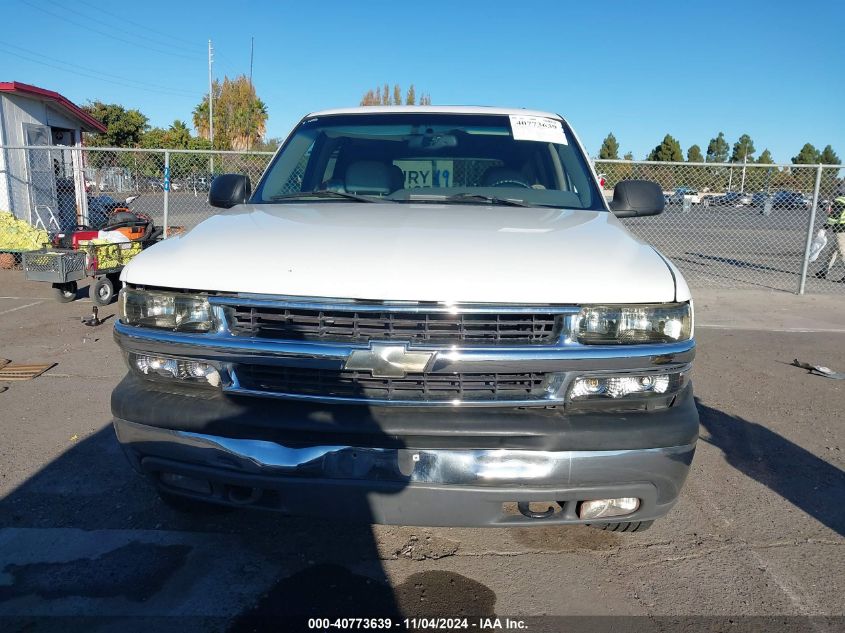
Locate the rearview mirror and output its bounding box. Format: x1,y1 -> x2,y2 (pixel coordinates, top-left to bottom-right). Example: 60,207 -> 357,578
209,174 -> 251,209
609,180 -> 664,218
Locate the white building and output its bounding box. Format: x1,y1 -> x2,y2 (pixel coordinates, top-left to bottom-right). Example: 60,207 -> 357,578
0,81 -> 106,229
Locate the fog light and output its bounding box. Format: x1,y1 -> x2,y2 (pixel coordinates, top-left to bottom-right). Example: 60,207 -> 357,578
568,371 -> 684,401
578,497 -> 640,519
569,376 -> 607,398
135,355 -> 178,378
129,353 -> 220,387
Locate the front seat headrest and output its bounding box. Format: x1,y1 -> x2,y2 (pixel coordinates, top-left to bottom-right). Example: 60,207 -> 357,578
345,161 -> 392,195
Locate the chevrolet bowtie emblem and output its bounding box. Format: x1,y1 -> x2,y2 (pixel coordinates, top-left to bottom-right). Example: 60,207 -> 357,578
344,344 -> 434,378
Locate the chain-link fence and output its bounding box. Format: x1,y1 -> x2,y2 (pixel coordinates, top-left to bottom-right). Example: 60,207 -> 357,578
1,145 -> 843,294
0,146 -> 273,236
595,160 -> 845,294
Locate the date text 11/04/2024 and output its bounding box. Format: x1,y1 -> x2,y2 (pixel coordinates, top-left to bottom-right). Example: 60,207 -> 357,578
307,618 -> 528,630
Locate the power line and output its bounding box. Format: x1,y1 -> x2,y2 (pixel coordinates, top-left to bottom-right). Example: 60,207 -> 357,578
75,0 -> 205,52
0,40 -> 197,97
0,43 -> 198,98
63,0 -> 206,55
20,0 -> 200,62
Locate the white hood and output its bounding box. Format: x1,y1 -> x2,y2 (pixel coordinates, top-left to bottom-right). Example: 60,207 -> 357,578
123,203 -> 678,304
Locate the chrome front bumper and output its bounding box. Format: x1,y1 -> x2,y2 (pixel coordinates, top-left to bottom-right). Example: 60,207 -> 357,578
114,418 -> 696,526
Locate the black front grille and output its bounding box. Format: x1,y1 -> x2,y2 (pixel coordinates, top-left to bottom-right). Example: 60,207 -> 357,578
235,365 -> 549,402
228,307 -> 559,344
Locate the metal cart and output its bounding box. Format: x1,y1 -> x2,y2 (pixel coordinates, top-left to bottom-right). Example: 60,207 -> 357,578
23,241 -> 143,305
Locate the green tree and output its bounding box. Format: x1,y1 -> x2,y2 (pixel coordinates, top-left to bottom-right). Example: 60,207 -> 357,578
598,133 -> 619,160
792,143 -> 821,164
137,127 -> 170,149
405,84 -> 416,105
393,84 -> 402,106
706,132 -> 729,163
138,121 -> 198,151
687,144 -> 704,162
647,134 -> 683,162
253,137 -> 283,152
419,93 -> 432,105
756,149 -> 774,164
193,75 -> 268,150
820,145 -> 841,165
731,134 -> 756,162
82,101 -> 148,147
168,119 -> 191,147
623,151 -> 634,161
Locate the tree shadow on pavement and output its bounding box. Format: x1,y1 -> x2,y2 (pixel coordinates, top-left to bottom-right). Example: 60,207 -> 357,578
696,398 -> 845,537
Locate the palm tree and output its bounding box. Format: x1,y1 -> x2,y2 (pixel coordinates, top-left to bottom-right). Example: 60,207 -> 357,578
168,119 -> 191,147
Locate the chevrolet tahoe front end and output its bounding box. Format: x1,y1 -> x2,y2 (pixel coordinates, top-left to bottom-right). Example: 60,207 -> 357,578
111,107 -> 698,530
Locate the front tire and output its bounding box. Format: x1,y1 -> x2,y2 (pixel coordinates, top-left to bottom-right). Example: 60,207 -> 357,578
588,520 -> 653,533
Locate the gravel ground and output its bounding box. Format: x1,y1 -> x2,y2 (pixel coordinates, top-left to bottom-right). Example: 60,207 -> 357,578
0,270 -> 842,632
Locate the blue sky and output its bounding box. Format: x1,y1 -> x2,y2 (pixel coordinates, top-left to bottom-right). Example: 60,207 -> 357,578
2,0 -> 843,162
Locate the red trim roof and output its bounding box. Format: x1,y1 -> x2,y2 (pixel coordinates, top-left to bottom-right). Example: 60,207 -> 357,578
0,81 -> 107,133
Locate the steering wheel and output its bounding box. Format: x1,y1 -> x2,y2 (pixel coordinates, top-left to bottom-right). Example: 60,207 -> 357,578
490,179 -> 531,189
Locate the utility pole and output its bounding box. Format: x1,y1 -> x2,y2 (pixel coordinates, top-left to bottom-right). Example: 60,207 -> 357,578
249,36 -> 254,87
208,39 -> 214,173
740,152 -> 748,193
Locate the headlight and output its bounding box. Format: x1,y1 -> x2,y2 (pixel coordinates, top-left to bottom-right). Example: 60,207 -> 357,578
575,303 -> 691,344
120,288 -> 214,332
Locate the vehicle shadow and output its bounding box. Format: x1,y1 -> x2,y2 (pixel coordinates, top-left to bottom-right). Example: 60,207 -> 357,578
696,398 -> 845,537
0,384 -> 498,630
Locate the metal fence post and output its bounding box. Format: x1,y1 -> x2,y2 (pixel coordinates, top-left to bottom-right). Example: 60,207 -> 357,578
163,150 -> 170,238
797,164 -> 824,295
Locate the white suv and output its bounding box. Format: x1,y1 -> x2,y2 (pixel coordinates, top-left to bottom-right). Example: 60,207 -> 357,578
111,106 -> 697,532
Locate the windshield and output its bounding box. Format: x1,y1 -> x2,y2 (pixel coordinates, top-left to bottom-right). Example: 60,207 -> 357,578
253,112 -> 605,210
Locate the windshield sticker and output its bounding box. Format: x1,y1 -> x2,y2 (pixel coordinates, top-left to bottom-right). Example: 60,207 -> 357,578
509,115 -> 567,145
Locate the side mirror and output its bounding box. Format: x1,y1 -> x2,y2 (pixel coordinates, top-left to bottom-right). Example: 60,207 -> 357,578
209,174 -> 251,209
609,180 -> 664,218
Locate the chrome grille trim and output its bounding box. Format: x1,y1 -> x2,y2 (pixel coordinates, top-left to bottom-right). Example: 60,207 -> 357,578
208,295 -> 582,315
227,306 -> 561,344
234,365 -> 550,403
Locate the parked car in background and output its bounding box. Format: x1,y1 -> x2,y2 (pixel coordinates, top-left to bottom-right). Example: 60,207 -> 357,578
668,187 -> 701,205
185,175 -> 213,192
771,190 -> 811,209
708,191 -> 752,207
752,192 -> 771,207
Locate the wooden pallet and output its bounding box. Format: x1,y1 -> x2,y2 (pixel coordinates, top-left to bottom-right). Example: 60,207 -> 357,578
0,363 -> 55,381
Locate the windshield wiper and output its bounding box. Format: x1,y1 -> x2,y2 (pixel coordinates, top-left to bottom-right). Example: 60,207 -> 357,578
268,190 -> 386,203
443,193 -> 534,208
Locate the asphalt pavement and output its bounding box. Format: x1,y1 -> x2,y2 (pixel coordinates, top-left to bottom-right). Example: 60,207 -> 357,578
0,271 -> 842,632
